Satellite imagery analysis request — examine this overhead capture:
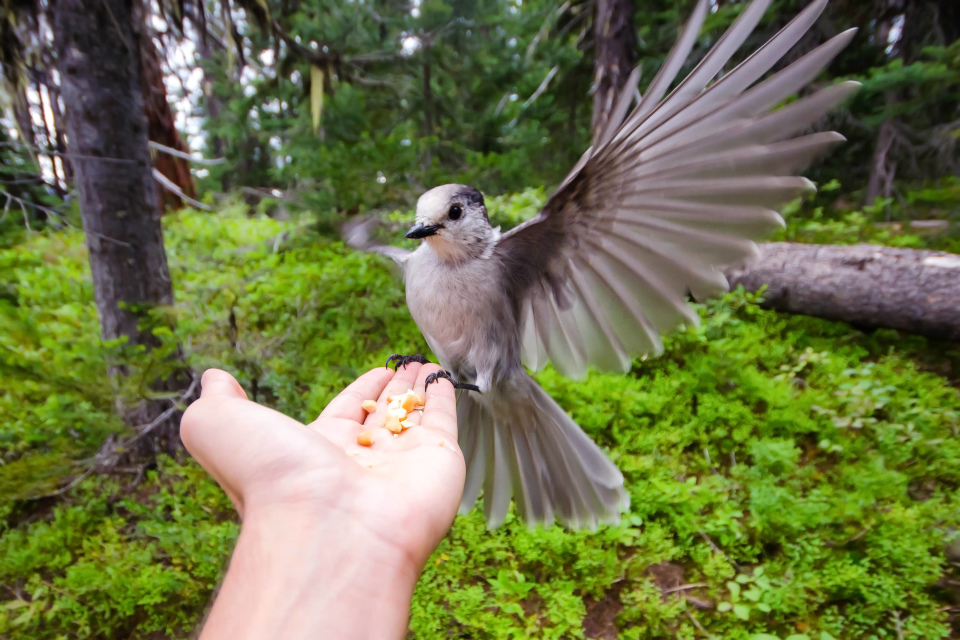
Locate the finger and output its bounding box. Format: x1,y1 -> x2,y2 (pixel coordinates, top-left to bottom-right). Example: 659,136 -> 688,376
200,369 -> 248,399
415,364 -> 459,440
181,395 -> 308,510
318,367 -> 395,424
363,362 -> 424,428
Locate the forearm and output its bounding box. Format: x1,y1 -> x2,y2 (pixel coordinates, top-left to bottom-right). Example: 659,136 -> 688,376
199,507 -> 420,640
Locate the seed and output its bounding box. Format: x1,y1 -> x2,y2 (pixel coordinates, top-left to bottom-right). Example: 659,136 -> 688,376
385,414 -> 403,434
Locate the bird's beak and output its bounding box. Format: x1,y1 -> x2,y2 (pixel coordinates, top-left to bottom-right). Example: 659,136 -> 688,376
405,223 -> 442,239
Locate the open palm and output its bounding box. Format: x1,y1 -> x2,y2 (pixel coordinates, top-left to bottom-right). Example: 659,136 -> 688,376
180,362 -> 466,569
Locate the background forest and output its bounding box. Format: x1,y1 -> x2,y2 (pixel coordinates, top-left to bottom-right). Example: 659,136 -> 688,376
1,0 -> 959,638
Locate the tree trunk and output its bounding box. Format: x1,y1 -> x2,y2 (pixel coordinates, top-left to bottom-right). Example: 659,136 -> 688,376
591,0 -> 636,142
865,116 -> 897,207
52,0 -> 190,456
725,243 -> 960,341
140,31 -> 197,212
12,85 -> 35,150
195,26 -> 227,160
44,65 -> 72,186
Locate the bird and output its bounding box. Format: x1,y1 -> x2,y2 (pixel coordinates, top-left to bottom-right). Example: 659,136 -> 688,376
346,0 -> 858,529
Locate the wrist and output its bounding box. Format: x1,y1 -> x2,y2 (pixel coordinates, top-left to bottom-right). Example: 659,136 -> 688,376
201,505 -> 421,640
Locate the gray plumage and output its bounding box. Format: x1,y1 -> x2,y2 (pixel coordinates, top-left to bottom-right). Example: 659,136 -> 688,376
347,0 -> 857,528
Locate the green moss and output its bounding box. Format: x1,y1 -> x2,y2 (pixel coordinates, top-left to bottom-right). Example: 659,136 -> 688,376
1,203 -> 958,639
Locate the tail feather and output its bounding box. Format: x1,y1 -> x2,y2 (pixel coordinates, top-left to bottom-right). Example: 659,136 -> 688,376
457,375 -> 629,528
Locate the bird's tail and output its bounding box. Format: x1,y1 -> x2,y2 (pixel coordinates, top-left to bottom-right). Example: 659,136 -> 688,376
457,374 -> 629,528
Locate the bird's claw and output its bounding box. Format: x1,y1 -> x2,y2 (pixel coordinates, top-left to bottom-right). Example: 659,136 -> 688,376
424,369 -> 480,393
385,353 -> 431,371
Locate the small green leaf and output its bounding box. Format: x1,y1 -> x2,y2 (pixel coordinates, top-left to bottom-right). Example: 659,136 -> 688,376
785,635 -> 811,640
757,602 -> 772,612
744,587 -> 763,602
727,581 -> 742,599
820,633 -> 838,640
736,574 -> 751,584
734,603 -> 751,620
748,635 -> 780,640
717,601 -> 733,612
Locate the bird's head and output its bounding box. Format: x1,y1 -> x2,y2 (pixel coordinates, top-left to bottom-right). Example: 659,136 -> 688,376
406,184 -> 499,264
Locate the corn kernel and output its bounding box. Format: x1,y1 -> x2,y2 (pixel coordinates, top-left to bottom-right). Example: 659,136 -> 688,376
385,414 -> 403,434
400,394 -> 418,412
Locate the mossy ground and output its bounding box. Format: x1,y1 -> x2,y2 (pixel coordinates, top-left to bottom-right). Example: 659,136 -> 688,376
1,200 -> 958,639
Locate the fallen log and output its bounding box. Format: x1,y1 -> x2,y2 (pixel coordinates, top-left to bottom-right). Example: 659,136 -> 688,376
724,243 -> 960,341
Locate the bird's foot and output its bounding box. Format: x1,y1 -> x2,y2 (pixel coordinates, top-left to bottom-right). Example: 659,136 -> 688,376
424,369 -> 480,393
385,353 -> 431,371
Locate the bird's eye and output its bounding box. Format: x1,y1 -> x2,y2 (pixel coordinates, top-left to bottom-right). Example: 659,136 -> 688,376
448,204 -> 463,220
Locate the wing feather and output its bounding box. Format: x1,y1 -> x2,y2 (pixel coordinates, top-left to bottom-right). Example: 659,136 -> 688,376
496,0 -> 856,375
567,263 -> 632,372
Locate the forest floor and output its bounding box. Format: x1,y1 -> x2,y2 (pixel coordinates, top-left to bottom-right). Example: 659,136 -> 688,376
1,196 -> 959,639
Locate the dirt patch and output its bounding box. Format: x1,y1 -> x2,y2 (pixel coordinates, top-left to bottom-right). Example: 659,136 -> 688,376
645,562 -> 685,595
582,581 -> 625,640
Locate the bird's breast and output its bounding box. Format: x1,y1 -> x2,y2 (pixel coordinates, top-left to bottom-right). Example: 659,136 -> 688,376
404,252 -> 515,372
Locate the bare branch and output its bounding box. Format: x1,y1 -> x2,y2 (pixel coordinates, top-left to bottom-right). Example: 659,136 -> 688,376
152,168 -> 213,210
148,140 -> 225,165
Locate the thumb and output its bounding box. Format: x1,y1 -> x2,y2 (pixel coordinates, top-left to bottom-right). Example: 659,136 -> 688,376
200,369 -> 248,400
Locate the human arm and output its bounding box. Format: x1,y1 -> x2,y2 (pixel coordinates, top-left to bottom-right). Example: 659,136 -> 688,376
179,363 -> 464,640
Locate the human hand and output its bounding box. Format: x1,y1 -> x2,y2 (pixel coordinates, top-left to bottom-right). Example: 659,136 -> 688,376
180,362 -> 465,640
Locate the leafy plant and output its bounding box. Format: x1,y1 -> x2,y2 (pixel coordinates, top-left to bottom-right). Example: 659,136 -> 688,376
1,201 -> 958,639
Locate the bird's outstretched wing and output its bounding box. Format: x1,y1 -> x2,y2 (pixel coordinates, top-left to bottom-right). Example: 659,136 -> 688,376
343,216 -> 412,265
495,0 -> 858,379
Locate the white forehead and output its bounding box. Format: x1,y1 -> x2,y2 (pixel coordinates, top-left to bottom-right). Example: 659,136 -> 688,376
416,184 -> 466,218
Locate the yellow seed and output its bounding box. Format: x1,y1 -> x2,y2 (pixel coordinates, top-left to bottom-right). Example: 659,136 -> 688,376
400,393 -> 418,412
361,400 -> 377,413
357,431 -> 373,446
384,414 -> 403,434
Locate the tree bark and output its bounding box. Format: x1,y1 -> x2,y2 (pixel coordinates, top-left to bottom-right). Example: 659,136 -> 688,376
52,0 -> 190,455
591,0 -> 636,142
195,24 -> 227,160
725,243 -> 960,341
865,116 -> 897,206
140,31 -> 197,212
12,85 -> 35,150
44,63 -> 72,186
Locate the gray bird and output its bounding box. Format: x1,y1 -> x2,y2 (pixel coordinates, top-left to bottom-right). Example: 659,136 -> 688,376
348,0 -> 858,528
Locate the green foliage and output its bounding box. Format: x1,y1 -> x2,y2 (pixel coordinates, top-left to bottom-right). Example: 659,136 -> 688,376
1,200 -> 959,638
205,0 -> 595,213
0,128 -> 66,247
850,40 -> 960,128
0,460 -> 238,638
775,180 -> 960,254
